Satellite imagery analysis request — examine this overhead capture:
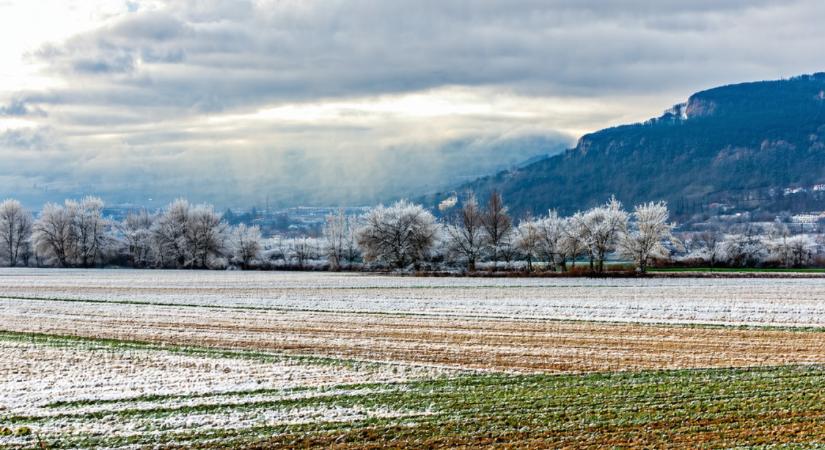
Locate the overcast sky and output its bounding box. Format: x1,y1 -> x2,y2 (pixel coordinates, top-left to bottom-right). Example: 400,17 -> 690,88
1,0 -> 824,208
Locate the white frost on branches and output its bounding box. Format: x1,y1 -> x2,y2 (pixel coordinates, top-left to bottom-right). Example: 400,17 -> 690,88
356,200 -> 438,270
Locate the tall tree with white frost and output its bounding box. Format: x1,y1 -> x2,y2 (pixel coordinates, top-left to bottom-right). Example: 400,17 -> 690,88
445,194 -> 485,271
186,204 -> 228,269
32,202 -> 75,267
515,218 -> 542,271
536,210 -> 566,271
481,190 -> 512,271
0,199 -> 32,267
230,223 -> 262,269
571,197 -> 628,273
342,215 -> 361,268
560,216 -> 587,270
618,201 -> 677,273
151,199 -> 191,268
323,209 -> 352,271
357,200 -> 438,270
70,196 -> 109,268
118,210 -> 155,268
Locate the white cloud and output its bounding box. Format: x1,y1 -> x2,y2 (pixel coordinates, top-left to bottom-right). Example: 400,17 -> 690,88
1,0 -> 824,207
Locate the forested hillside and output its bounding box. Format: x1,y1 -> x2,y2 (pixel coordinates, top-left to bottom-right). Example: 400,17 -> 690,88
434,73 -> 825,220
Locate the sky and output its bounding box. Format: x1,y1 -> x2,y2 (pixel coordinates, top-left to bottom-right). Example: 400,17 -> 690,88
1,0 -> 825,209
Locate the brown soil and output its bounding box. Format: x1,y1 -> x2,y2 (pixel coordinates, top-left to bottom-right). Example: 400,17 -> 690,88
2,299 -> 823,373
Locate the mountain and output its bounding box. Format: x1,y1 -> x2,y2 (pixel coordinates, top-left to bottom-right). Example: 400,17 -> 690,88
429,73 -> 825,221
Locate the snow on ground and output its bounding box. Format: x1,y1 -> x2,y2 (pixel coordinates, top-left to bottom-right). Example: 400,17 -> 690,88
2,269 -> 825,447
0,336 -> 447,445
1,268 -> 824,326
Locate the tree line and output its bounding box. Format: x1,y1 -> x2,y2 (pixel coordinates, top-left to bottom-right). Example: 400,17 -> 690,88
0,193 -> 821,273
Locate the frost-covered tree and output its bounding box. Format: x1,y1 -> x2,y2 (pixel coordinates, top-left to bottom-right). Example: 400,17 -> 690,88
186,204 -> 228,269
497,228 -> 518,266
322,209 -> 348,270
118,210 -> 155,268
481,191 -> 512,271
558,216 -> 590,271
230,223 -> 262,269
260,236 -> 287,266
618,201 -> 677,273
0,199 -> 32,267
560,215 -> 588,270
342,215 -> 361,268
721,227 -> 766,267
32,202 -> 75,267
786,235 -> 817,267
536,211 -> 566,271
151,199 -> 191,268
691,230 -> 724,268
323,210 -> 362,270
290,237 -> 321,269
770,234 -> 816,268
70,196 -> 110,268
445,194 -> 485,271
356,200 -> 438,270
149,199 -> 227,269
515,218 -> 541,271
571,197 -> 628,273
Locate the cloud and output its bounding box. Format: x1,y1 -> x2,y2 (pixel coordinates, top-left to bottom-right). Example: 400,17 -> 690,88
1,0 -> 824,207
0,99 -> 45,117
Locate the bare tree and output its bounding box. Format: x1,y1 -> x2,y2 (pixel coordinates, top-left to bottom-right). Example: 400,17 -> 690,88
445,194 -> 485,271
230,223 -> 262,269
356,200 -> 438,270
481,190 -> 512,271
0,199 -> 32,267
618,201 -> 678,273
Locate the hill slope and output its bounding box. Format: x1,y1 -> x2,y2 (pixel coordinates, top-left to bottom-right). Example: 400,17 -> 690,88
432,73 -> 825,220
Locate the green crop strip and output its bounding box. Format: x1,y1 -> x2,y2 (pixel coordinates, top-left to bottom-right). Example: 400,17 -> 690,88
8,365 -> 825,449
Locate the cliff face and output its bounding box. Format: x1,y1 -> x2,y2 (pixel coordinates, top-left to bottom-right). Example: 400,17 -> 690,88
430,73 -> 825,219
684,96 -> 717,118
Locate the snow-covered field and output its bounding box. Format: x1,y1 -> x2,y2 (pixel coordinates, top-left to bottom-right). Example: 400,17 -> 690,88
1,269 -> 824,447
2,268 -> 825,325
0,333 -> 451,447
